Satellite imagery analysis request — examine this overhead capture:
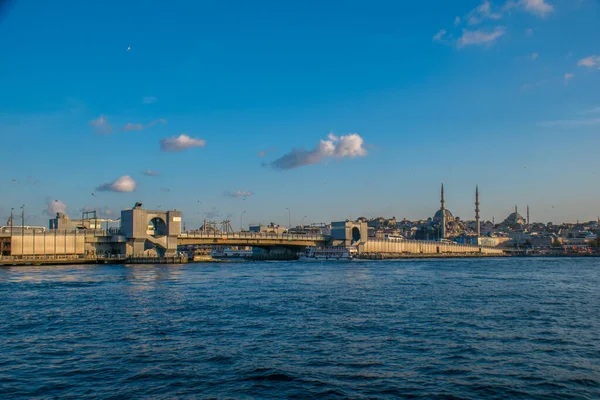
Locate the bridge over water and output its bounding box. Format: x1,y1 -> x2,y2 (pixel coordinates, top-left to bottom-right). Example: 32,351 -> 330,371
0,205 -> 505,261
178,231 -> 330,248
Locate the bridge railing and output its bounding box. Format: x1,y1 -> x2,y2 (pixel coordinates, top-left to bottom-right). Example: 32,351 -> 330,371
179,231 -> 329,241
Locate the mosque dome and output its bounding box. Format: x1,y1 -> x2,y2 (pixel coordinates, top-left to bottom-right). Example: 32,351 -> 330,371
433,208 -> 454,224
503,209 -> 525,226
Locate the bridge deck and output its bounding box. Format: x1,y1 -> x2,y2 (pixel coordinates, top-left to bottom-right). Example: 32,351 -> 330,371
177,232 -> 330,247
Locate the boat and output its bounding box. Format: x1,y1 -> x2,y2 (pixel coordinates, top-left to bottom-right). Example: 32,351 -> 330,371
210,247 -> 253,259
299,246 -> 358,261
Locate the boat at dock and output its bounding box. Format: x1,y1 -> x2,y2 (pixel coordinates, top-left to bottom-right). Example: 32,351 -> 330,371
211,247 -> 253,259
299,246 -> 358,261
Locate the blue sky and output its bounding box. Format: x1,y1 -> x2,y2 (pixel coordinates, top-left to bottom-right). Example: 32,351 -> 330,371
1,0 -> 599,227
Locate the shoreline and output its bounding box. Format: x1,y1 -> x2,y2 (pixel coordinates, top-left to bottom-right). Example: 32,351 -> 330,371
1,253 -> 599,266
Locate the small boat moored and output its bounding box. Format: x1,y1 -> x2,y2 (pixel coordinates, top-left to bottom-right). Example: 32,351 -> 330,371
299,246 -> 358,261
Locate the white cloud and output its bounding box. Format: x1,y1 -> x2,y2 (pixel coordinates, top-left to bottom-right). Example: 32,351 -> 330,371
123,123 -> 143,131
467,1 -> 503,25
159,134 -> 206,152
89,115 -> 112,134
457,27 -> 506,48
270,133 -> 367,170
123,119 -> 167,132
435,1 -> 552,49
46,199 -> 67,216
520,0 -> 554,17
224,190 -> 254,198
96,175 -> 137,192
160,187 -> 171,192
564,73 -> 574,84
146,118 -> 167,128
538,118 -> 600,127
143,96 -> 157,104
432,29 -> 447,42
531,52 -> 539,60
577,55 -> 600,68
143,169 -> 160,177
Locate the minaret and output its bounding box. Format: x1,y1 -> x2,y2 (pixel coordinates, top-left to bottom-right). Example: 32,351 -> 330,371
515,205 -> 518,215
526,205 -> 530,225
440,183 -> 446,239
475,185 -> 480,237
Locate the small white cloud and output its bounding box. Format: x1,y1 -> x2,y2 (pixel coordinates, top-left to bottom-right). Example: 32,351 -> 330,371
160,187 -> 171,192
123,119 -> 166,131
467,1 -> 503,25
89,115 -> 112,134
564,73 -> 574,84
143,169 -> 160,177
525,28 -> 534,37
46,199 -> 67,216
531,52 -> 539,60
457,26 -> 506,48
577,55 -> 600,68
454,16 -> 461,26
224,190 -> 254,198
96,175 -> 137,192
159,134 -> 206,152
143,96 -> 157,104
123,123 -> 143,131
520,0 -> 554,17
270,133 -> 367,170
433,29 -> 447,42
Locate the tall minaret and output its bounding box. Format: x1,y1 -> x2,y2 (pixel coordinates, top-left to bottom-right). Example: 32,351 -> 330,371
440,183 -> 446,239
475,185 -> 480,237
526,205 -> 530,225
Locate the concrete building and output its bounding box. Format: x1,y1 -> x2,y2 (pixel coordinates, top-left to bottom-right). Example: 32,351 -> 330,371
120,202 -> 181,257
49,212 -> 118,231
330,220 -> 368,247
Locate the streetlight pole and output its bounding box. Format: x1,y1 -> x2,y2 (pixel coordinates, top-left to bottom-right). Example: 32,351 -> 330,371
20,204 -> 24,256
285,208 -> 291,230
240,210 -> 246,232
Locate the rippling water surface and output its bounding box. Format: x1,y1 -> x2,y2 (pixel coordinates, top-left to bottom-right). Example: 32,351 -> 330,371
1,258 -> 600,399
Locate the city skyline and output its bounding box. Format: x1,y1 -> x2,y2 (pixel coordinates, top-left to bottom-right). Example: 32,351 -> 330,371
1,183 -> 597,229
1,0 -> 600,225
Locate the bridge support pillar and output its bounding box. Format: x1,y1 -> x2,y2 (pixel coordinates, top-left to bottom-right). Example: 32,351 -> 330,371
120,203 -> 181,258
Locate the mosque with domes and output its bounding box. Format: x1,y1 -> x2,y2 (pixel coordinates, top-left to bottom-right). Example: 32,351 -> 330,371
430,183 -> 530,241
